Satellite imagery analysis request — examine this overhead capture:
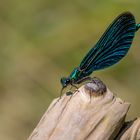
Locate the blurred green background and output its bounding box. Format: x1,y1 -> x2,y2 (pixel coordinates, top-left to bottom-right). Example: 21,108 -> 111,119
0,0 -> 140,140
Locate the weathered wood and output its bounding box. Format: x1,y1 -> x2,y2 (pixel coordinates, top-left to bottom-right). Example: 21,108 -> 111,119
116,118 -> 140,140
28,80 -> 139,140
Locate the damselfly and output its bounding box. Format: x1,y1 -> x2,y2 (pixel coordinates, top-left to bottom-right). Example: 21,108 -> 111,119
60,12 -> 140,96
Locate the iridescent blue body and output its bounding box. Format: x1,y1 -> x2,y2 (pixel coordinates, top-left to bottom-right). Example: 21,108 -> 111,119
60,12 -> 140,92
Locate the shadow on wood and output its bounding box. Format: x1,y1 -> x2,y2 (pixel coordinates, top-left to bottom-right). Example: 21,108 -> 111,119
28,79 -> 140,140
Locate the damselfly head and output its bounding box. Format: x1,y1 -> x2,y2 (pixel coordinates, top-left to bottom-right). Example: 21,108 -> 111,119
60,77 -> 70,88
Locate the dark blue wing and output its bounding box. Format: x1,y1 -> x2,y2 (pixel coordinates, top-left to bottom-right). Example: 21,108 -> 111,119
79,12 -> 136,75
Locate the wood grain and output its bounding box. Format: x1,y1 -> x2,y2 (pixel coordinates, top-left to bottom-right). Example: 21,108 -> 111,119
28,80 -> 139,140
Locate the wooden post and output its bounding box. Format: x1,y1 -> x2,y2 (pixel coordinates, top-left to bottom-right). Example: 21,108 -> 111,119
28,79 -> 140,140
